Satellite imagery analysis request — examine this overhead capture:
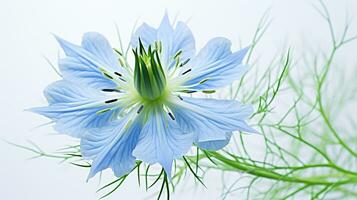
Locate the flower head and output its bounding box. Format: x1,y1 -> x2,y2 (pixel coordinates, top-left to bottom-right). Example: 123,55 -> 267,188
31,14 -> 256,179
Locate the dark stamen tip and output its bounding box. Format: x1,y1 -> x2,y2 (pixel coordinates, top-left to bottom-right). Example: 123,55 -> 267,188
181,68 -> 191,75
137,105 -> 144,114
102,89 -> 121,92
105,99 -> 118,104
114,72 -> 122,77
180,59 -> 190,67
103,73 -> 113,79
178,95 -> 183,101
168,112 -> 175,120
119,77 -> 127,82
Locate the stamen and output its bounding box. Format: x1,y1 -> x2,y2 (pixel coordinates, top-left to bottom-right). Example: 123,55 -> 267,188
113,48 -> 123,56
186,90 -> 196,94
118,58 -> 125,67
105,99 -> 118,104
199,78 -> 210,84
180,90 -> 196,94
179,59 -> 190,67
137,105 -> 144,114
102,89 -> 121,92
119,77 -> 127,82
155,41 -> 162,53
174,50 -> 183,60
178,95 -> 183,100
96,108 -> 111,115
163,105 -> 175,120
181,68 -> 191,75
168,112 -> 175,120
202,90 -> 216,94
103,73 -> 113,79
114,72 -> 122,77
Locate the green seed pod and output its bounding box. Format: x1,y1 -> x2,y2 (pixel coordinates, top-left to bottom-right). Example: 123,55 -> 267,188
133,40 -> 166,100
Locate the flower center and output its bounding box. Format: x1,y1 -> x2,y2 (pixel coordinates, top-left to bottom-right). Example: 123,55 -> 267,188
133,40 -> 167,101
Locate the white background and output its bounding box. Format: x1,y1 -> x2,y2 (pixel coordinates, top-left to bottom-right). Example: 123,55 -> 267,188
0,0 -> 356,199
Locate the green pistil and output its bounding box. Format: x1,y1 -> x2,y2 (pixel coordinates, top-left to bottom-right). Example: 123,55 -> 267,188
133,40 -> 167,101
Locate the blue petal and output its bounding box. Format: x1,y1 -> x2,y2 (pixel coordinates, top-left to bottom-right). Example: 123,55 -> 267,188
30,80 -> 118,137
131,14 -> 195,70
197,132 -> 232,151
132,110 -> 194,176
156,13 -> 174,69
162,21 -> 195,70
131,23 -> 157,48
81,115 -> 142,179
181,37 -> 249,90
55,33 -> 126,89
59,57 -> 117,89
81,32 -> 120,70
170,97 -> 256,150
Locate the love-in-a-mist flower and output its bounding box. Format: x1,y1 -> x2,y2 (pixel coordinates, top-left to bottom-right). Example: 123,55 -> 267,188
31,14 -> 256,179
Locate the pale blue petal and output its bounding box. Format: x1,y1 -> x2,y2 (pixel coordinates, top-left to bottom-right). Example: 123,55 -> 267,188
131,14 -> 195,70
81,32 -> 121,72
171,106 -> 227,142
55,33 -> 126,89
197,132 -> 232,151
169,97 -> 256,150
161,21 -> 195,70
132,110 -> 194,176
156,13 -> 174,69
81,115 -> 142,179
59,57 -> 117,89
131,23 -> 157,48
30,80 -> 118,137
182,37 -> 249,90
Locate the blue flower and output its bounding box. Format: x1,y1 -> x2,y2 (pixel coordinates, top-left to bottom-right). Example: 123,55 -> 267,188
31,14 -> 256,179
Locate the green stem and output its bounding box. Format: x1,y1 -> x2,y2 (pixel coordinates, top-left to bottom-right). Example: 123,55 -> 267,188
317,48 -> 357,158
207,152 -> 357,186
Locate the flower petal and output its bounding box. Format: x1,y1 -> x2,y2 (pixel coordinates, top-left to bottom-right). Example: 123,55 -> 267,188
131,14 -> 195,71
180,37 -> 249,90
56,33 -> 126,89
81,115 -> 142,179
132,110 -> 194,176
169,96 -> 256,150
131,23 -> 157,49
29,80 -> 119,137
196,132 -> 232,151
59,57 -> 117,89
81,32 -> 120,71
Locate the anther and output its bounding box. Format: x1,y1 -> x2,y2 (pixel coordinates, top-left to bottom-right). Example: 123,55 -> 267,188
104,99 -> 118,104
179,59 -> 190,67
168,112 -> 175,120
114,72 -> 122,77
178,95 -> 183,101
181,68 -> 191,75
113,48 -> 123,56
199,78 -> 210,84
103,73 -> 113,79
137,105 -> 144,114
96,108 -> 111,115
186,90 -> 196,94
102,89 -> 121,92
119,77 -> 127,82
174,50 -> 183,59
202,90 -> 215,94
